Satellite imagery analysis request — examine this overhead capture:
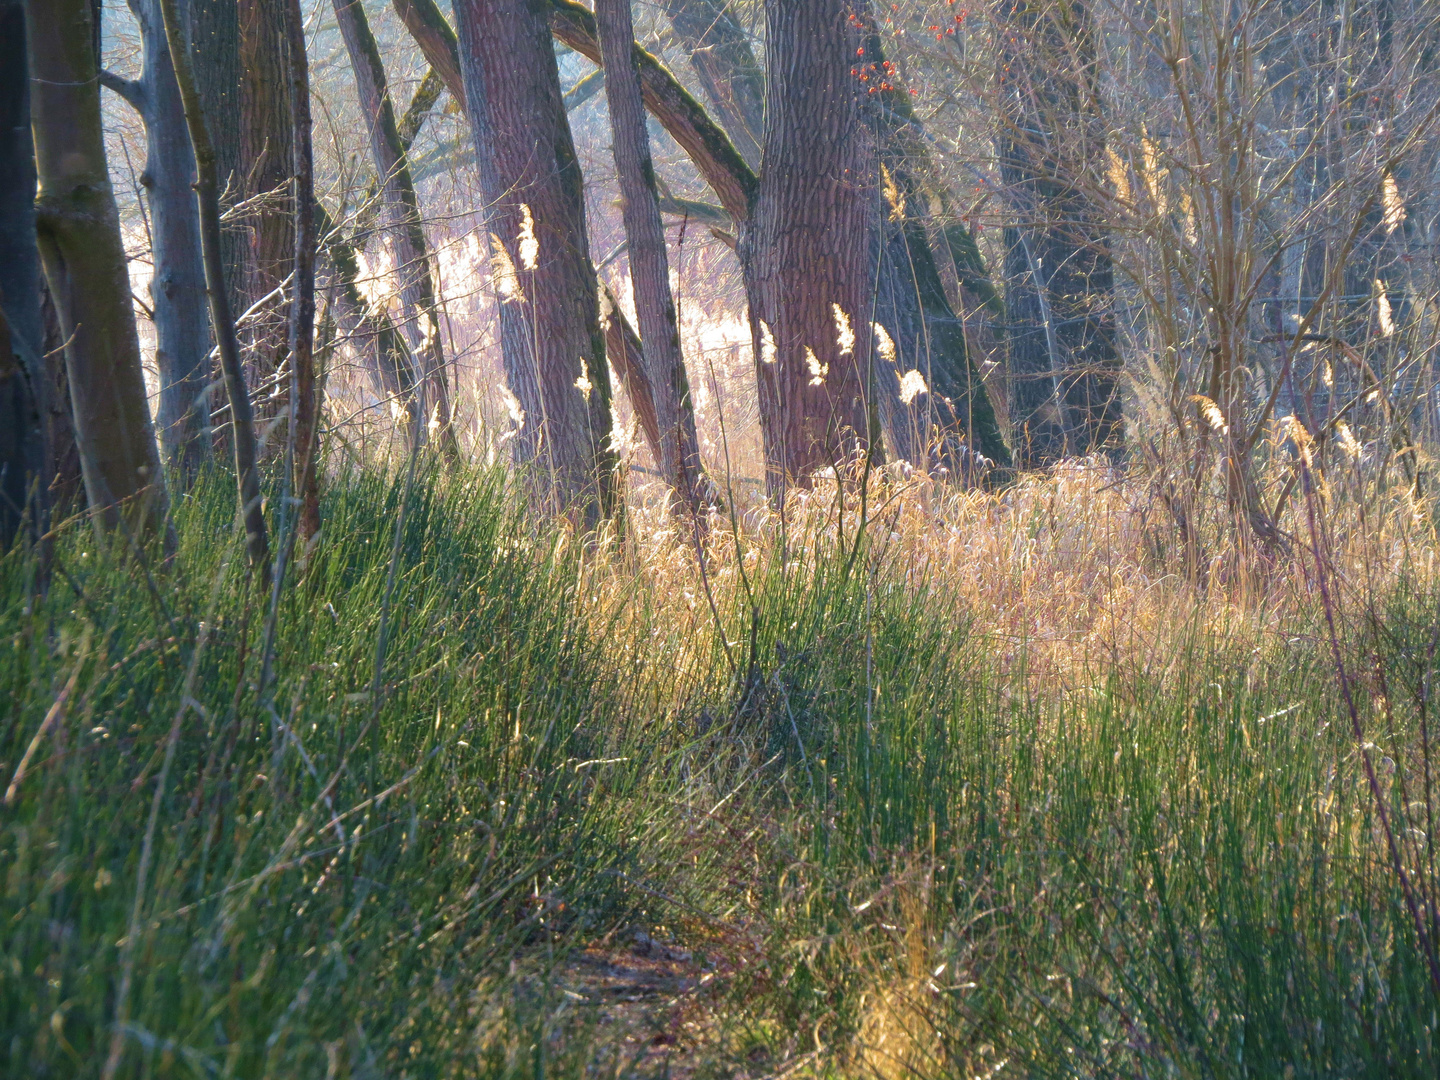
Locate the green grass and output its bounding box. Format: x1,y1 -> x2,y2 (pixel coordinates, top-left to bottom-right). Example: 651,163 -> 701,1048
2,467 -> 1437,1077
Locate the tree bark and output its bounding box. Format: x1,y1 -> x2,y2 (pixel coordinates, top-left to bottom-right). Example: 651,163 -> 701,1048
158,0 -> 271,579
239,0 -> 293,422
102,0 -> 214,483
283,0 -> 319,544
995,0 -> 1121,467
1,0 -> 45,549
742,0 -> 875,496
27,0 -> 170,540
657,0 -> 764,167
453,0 -> 615,522
186,0 -> 244,317
597,0 -> 707,511
333,0 -> 458,461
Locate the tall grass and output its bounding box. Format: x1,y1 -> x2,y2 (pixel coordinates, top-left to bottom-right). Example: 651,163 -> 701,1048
3,458 -> 1438,1076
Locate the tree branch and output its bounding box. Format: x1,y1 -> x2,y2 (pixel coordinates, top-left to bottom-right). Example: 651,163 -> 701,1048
98,68 -> 144,110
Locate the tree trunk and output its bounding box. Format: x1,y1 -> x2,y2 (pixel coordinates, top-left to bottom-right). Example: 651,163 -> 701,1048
158,0 -> 271,579
452,0 -> 615,522
661,0 -> 1011,475
27,0 -> 170,540
0,0 -> 45,549
283,0 -> 319,543
742,0 -> 875,497
186,0 -> 244,318
597,0 -> 707,511
333,0 -> 458,461
658,0 -> 764,167
995,0 -> 1121,467
239,0 -> 293,426
102,0 -> 214,483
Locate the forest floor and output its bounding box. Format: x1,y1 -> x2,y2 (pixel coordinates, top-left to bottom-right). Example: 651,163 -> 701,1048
4,462 -> 1440,1077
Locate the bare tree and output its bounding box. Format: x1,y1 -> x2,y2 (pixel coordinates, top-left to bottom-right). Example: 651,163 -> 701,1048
100,0 -> 213,482
597,0 -> 708,511
158,0 -> 271,577
0,0 -> 45,548
452,0 -> 615,522
743,0 -> 876,496
239,0 -> 294,425
283,0 -> 318,543
27,0 -> 169,541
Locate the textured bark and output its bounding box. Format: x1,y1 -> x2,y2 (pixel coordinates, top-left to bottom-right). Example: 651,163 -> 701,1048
333,0 -> 457,460
158,0 -> 271,578
102,0 -> 214,482
658,0 -> 764,167
27,0 -> 169,539
283,0 -> 319,543
660,0 -> 1010,474
995,0 -> 1121,466
239,0 -> 293,414
597,0 -> 706,510
453,0 -> 615,521
0,0 -> 45,548
742,0 -> 875,496
186,0 -> 243,317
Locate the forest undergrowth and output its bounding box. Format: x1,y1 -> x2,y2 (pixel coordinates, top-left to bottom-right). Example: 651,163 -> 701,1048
4,451 -> 1440,1078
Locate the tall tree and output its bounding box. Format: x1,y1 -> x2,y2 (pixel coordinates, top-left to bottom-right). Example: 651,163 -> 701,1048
1,0 -> 45,549
158,0 -> 271,577
27,0 -> 169,540
239,0 -> 294,421
186,0 -> 244,315
283,0 -> 319,542
100,0 -> 213,482
743,0 -> 876,495
452,0 -> 615,521
597,0 -> 707,510
333,0 -> 458,460
995,0 -> 1122,466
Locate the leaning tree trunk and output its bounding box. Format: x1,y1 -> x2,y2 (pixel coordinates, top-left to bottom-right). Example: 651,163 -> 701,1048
452,0 -> 615,522
742,0 -> 875,498
597,0 -> 707,511
239,0 -> 294,430
995,0 -> 1121,467
158,0 -> 271,579
333,0 -> 458,460
101,0 -> 214,483
1,0 -> 45,549
27,0 -> 170,541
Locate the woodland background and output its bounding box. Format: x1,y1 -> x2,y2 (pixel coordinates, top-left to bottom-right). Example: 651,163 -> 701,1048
3,0 -> 1440,1075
